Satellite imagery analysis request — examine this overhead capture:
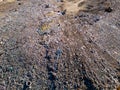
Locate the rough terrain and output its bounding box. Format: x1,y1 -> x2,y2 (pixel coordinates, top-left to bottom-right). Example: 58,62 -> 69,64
0,0 -> 120,90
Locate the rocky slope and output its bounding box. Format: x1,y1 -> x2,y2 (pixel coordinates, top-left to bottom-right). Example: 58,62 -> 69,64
0,0 -> 120,90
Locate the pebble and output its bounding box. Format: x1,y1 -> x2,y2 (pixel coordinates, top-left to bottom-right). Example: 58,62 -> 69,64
0,41 -> 3,45
105,7 -> 113,13
61,10 -> 66,15
44,4 -> 49,8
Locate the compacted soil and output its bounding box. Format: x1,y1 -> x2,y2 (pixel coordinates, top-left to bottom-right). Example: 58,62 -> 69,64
0,0 -> 120,90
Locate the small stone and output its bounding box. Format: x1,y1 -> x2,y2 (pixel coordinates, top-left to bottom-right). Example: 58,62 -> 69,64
45,4 -> 49,8
18,3 -> 21,5
61,10 -> 66,15
105,7 -> 112,13
88,40 -> 92,43
74,16 -> 77,18
0,41 -> 3,45
90,50 -> 94,53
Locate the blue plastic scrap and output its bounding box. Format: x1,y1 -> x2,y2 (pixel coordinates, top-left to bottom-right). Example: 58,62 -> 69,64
55,49 -> 62,60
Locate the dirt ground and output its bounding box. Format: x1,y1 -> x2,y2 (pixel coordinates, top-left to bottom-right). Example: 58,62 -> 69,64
0,0 -> 120,90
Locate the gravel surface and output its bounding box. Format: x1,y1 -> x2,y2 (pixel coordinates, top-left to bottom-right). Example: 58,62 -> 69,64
0,0 -> 120,90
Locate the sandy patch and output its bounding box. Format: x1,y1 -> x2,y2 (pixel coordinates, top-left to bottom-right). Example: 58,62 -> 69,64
7,0 -> 15,2
60,0 -> 111,14
62,0 -> 87,14
0,0 -> 15,3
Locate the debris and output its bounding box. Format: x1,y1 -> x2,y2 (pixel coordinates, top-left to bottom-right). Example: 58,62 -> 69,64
58,10 -> 66,15
6,66 -> 14,72
105,7 -> 113,13
22,81 -> 31,90
44,4 -> 49,8
61,10 -> 66,15
90,50 -> 94,53
88,40 -> 92,43
55,49 -> 62,60
58,24 -> 60,27
18,3 -> 21,5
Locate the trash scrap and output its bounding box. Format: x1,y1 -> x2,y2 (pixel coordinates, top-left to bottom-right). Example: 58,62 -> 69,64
55,49 -> 62,60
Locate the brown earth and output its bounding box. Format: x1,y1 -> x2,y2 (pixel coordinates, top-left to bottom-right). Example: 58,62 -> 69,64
0,0 -> 120,90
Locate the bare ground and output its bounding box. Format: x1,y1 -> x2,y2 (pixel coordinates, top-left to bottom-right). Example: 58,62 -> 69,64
0,0 -> 120,90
